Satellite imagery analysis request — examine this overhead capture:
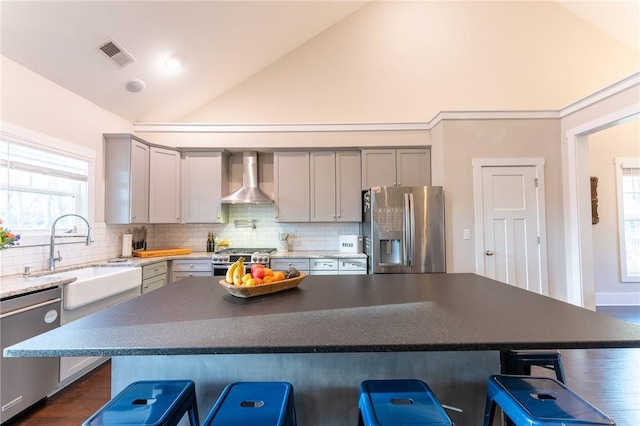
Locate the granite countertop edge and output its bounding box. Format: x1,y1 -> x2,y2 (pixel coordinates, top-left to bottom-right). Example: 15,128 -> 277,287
270,251 -> 367,259
1,251 -> 367,298
1,252 -> 212,298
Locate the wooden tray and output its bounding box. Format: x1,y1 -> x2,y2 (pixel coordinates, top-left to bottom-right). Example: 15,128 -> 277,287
219,273 -> 306,298
133,248 -> 192,258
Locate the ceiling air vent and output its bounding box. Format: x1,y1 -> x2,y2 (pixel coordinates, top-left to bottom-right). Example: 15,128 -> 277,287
97,39 -> 135,68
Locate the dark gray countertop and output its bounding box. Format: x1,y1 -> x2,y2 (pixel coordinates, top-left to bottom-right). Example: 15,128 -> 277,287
5,273 -> 640,358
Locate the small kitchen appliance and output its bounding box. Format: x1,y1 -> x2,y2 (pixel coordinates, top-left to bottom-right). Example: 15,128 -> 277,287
211,248 -> 276,277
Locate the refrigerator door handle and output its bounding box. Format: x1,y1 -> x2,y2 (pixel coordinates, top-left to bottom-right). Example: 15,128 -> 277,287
409,193 -> 415,266
403,193 -> 411,266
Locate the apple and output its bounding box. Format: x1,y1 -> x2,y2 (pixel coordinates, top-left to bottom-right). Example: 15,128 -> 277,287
252,267 -> 265,279
250,263 -> 262,273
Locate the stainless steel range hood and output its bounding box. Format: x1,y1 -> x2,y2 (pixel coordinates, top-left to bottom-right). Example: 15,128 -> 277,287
219,152 -> 273,204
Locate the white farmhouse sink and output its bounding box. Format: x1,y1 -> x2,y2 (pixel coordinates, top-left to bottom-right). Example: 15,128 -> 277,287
55,266 -> 142,310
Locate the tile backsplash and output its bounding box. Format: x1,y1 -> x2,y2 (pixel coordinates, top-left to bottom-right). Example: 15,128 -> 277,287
0,204 -> 361,277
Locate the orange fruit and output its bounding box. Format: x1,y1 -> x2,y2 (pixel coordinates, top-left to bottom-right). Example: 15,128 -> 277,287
263,276 -> 274,284
263,268 -> 274,277
273,271 -> 286,281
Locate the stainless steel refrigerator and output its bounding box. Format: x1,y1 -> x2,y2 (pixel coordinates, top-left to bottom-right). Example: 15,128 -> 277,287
363,186 -> 445,274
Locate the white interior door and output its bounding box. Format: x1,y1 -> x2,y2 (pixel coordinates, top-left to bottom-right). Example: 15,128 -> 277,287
473,159 -> 548,295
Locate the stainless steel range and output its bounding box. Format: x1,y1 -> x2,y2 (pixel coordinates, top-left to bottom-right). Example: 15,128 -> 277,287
211,248 -> 276,277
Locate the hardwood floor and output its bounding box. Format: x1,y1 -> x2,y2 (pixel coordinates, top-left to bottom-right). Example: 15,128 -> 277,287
561,306 -> 640,426
4,307 -> 639,425
4,360 -> 111,426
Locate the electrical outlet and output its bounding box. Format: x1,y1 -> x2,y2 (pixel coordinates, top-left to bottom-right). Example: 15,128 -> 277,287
463,229 -> 471,240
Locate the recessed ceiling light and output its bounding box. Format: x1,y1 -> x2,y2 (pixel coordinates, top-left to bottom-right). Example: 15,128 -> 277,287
126,79 -> 145,93
165,55 -> 183,69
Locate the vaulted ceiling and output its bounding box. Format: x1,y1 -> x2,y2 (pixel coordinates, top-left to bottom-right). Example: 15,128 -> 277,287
1,1 -> 637,123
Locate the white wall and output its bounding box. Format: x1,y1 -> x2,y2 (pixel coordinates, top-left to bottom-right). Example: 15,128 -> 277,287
182,1 -> 638,124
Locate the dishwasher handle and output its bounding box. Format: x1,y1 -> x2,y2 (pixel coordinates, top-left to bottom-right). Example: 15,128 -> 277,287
0,298 -> 61,319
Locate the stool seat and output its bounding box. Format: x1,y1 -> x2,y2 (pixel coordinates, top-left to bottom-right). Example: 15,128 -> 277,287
359,379 -> 452,426
82,380 -> 199,426
502,350 -> 566,384
483,375 -> 615,426
203,382 -> 296,426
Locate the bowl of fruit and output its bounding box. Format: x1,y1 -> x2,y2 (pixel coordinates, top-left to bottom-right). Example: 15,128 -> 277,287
219,257 -> 306,298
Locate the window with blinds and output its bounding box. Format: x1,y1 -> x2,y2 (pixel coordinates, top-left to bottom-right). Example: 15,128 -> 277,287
616,158 -> 640,282
0,140 -> 89,232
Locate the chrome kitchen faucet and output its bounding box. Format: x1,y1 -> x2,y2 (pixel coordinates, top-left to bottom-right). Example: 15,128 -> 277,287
49,213 -> 91,271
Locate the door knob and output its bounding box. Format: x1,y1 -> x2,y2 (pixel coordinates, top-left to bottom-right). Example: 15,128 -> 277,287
485,250 -> 494,256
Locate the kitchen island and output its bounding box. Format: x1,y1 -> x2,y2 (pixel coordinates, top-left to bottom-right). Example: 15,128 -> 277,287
5,273 -> 640,425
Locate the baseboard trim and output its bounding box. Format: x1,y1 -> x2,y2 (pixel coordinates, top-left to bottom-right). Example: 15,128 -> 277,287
595,292 -> 640,306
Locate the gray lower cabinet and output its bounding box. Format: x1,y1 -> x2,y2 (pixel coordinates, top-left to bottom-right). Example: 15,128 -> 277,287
171,260 -> 212,283
270,258 -> 310,275
272,257 -> 367,275
142,261 -> 168,293
309,258 -> 338,275
338,258 -> 367,275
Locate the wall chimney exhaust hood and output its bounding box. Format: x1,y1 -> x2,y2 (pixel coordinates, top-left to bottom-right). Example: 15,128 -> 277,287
219,152 -> 273,204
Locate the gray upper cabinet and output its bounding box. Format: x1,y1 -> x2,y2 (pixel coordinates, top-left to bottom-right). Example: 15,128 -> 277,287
310,151 -> 336,222
105,134 -> 149,224
274,152 -> 310,222
181,151 -> 229,223
310,151 -> 361,222
361,148 -> 431,189
149,146 -> 181,223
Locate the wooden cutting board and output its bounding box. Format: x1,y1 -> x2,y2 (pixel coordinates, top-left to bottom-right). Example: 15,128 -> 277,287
133,248 -> 192,258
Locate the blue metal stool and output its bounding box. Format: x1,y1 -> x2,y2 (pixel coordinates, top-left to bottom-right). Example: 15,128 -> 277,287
203,382 -> 296,426
358,379 -> 453,426
82,380 -> 199,426
502,350 -> 567,384
483,375 -> 615,426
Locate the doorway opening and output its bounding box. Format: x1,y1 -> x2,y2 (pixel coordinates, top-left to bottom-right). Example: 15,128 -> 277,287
564,105 -> 639,308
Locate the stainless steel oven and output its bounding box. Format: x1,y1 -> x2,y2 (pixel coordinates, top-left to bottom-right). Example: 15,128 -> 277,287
211,248 -> 275,277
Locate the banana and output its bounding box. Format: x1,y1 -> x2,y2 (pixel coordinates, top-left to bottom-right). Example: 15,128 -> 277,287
225,257 -> 245,285
225,260 -> 237,283
233,259 -> 245,286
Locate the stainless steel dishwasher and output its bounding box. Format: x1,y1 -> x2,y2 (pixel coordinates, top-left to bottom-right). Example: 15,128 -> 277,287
1,287 -> 61,423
